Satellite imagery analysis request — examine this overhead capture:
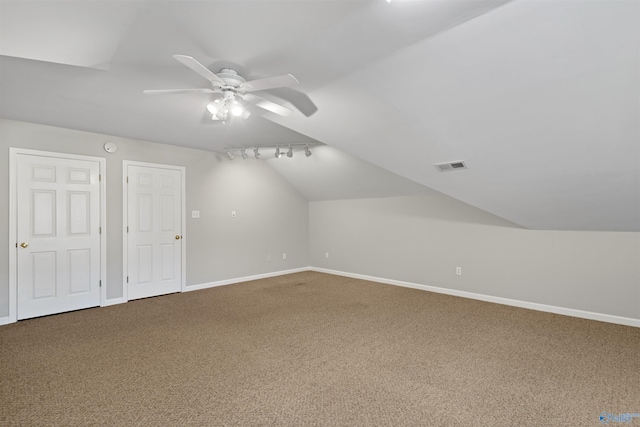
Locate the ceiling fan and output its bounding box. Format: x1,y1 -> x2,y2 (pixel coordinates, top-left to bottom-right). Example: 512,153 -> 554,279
144,55 -> 299,121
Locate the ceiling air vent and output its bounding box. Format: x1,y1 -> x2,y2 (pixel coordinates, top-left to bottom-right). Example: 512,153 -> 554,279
435,160 -> 467,172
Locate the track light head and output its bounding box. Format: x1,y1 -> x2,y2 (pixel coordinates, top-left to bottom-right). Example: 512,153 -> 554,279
287,146 -> 293,158
253,147 -> 261,159
226,150 -> 234,160
275,147 -> 281,158
305,146 -> 312,157
241,148 -> 248,160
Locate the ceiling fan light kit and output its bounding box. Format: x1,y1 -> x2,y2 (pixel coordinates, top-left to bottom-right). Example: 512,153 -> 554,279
207,98 -> 250,122
144,55 -> 299,123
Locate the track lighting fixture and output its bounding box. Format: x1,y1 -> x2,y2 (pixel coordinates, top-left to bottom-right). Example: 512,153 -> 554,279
225,143 -> 315,161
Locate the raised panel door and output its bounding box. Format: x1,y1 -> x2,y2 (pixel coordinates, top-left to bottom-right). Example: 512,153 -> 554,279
16,155 -> 101,320
127,165 -> 182,300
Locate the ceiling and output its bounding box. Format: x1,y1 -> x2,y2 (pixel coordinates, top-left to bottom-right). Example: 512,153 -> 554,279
0,0 -> 638,232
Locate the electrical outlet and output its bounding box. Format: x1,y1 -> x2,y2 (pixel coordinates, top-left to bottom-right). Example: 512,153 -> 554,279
282,253 -> 287,260
231,211 -> 236,218
456,267 -> 462,276
191,210 -> 200,219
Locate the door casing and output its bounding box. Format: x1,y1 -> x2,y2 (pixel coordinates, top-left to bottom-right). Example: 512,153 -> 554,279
8,148 -> 107,323
122,160 -> 186,301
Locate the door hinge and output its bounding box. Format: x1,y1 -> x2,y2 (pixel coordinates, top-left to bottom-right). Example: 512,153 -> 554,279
99,226 -> 102,234
127,226 -> 129,233
127,276 -> 129,283
126,176 -> 129,183
99,174 -> 102,182
99,280 -> 102,288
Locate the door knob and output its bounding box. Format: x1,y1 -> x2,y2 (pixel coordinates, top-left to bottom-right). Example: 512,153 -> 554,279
175,235 -> 181,240
20,242 -> 29,248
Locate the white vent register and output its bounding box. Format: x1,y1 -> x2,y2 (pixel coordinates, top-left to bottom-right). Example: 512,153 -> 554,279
435,161 -> 467,171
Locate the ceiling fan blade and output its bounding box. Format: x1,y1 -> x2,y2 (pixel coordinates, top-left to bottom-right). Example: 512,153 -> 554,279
268,87 -> 318,117
240,93 -> 293,116
143,88 -> 215,95
172,55 -> 226,87
239,74 -> 299,93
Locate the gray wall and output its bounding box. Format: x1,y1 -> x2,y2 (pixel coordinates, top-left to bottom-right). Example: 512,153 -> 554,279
3,118 -> 639,323
0,119 -> 310,317
309,195 -> 640,320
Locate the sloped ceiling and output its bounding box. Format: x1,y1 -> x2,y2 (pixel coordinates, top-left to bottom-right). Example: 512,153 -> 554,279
266,145 -> 435,201
0,0 -> 638,231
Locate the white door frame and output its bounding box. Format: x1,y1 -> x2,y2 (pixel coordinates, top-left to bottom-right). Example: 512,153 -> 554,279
122,160 -> 186,301
8,148 -> 107,324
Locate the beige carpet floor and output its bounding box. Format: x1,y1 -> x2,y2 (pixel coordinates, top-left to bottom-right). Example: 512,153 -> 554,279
1,271 -> 639,426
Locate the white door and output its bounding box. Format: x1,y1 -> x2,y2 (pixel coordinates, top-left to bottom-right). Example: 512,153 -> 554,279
126,164 -> 183,300
16,154 -> 102,320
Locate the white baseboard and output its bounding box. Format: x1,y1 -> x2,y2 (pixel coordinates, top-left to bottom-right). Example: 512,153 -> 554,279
4,267 -> 637,329
310,267 -> 640,328
101,297 -> 126,307
0,298 -> 127,325
1,269 -> 310,327
185,267 -> 311,292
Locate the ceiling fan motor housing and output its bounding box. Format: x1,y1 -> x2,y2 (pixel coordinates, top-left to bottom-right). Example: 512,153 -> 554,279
217,69 -> 246,87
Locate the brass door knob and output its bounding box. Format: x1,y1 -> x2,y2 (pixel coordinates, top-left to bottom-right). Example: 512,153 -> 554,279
175,235 -> 181,240
20,242 -> 29,248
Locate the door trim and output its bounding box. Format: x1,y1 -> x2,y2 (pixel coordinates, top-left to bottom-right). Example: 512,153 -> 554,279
122,160 -> 186,301
8,148 -> 107,324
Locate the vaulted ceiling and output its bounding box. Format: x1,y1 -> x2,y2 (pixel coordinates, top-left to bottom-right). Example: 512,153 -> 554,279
1,0 -> 638,231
